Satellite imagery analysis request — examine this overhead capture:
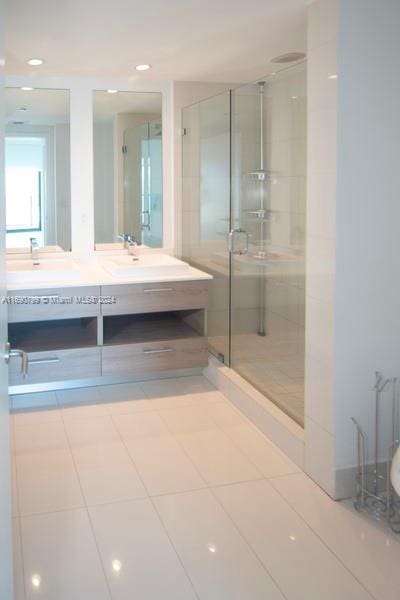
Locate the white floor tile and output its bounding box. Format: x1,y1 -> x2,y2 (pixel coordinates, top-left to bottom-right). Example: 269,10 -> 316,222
158,404 -> 219,435
98,383 -> 152,415
64,415 -> 121,446
272,473 -> 400,600
177,428 -> 262,486
65,416 -> 147,506
20,509 -> 110,600
154,488 -> 285,600
215,479 -> 373,600
16,448 -> 84,516
57,387 -> 108,420
142,375 -> 223,410
14,420 -> 83,515
13,518 -> 25,600
207,404 -> 298,477
89,499 -> 197,599
12,456 -> 19,517
125,435 -> 206,496
112,411 -> 169,441
12,407 -> 62,427
13,421 -> 68,454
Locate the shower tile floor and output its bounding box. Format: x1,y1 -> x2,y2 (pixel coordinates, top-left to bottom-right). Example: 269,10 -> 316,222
209,332 -> 305,425
11,375 -> 399,599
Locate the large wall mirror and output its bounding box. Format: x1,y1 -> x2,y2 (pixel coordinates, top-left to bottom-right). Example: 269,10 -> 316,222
93,90 -> 163,248
5,87 -> 71,251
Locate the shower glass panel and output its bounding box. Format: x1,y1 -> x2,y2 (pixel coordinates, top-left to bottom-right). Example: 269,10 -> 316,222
181,61 -> 306,426
230,64 -> 306,425
181,92 -> 231,362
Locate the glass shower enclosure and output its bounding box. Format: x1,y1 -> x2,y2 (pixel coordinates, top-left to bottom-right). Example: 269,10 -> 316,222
182,63 -> 306,425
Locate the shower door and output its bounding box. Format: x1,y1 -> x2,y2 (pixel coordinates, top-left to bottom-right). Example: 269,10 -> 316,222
230,65 -> 306,425
181,62 -> 306,426
181,92 -> 231,362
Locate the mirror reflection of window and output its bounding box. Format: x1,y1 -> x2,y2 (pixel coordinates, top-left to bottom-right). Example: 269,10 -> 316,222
5,88 -> 71,251
93,90 -> 163,248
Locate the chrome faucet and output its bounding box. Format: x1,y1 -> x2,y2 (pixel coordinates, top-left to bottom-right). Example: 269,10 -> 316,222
118,233 -> 139,256
30,237 -> 40,266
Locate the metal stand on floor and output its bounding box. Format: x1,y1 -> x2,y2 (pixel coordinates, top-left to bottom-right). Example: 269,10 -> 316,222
352,372 -> 400,533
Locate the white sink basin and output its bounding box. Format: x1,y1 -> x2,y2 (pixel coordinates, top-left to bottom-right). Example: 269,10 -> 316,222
102,254 -> 192,278
7,259 -> 81,284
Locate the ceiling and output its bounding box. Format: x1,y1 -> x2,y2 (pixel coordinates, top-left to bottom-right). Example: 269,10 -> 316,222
6,0 -> 307,83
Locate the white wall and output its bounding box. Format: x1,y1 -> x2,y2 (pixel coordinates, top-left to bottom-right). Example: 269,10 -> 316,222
305,0 -> 400,498
304,0 -> 338,495
334,0 -> 400,470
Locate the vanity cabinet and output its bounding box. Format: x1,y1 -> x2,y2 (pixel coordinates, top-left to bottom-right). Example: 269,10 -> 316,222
8,279 -> 209,390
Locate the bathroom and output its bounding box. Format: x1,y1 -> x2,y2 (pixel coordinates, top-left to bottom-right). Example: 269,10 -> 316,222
1,0 -> 400,598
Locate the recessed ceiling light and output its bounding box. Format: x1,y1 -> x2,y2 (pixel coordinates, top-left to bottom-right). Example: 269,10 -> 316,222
18,107 -> 28,111
135,64 -> 151,71
107,89 -> 118,94
27,58 -> 44,66
21,86 -> 34,91
291,96 -> 298,100
328,74 -> 338,80
31,574 -> 41,588
111,559 -> 122,573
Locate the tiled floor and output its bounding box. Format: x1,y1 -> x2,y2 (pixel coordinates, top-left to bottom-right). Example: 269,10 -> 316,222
10,375 -> 400,599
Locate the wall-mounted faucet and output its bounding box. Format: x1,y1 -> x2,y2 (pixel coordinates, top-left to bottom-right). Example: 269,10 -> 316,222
30,237 -> 40,266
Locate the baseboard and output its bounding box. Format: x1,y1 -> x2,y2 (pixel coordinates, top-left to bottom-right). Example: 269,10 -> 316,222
203,356 -> 305,469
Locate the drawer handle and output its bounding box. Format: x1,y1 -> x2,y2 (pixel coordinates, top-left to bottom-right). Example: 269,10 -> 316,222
142,348 -> 174,355
30,357 -> 61,365
143,288 -> 174,293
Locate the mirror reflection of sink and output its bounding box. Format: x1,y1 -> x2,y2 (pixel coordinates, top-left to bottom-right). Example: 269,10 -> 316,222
7,259 -> 81,284
102,254 -> 192,278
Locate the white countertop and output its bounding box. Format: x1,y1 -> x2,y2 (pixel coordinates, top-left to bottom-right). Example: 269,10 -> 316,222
6,254 -> 213,292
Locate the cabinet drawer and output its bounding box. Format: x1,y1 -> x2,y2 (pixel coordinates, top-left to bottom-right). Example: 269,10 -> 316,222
8,286 -> 101,323
102,337 -> 208,376
101,280 -> 209,316
10,347 -> 101,385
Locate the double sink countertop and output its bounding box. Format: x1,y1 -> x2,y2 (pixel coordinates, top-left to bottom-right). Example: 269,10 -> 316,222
6,251 -> 212,292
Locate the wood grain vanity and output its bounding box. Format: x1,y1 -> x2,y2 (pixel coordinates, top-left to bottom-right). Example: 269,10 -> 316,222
7,277 -> 210,391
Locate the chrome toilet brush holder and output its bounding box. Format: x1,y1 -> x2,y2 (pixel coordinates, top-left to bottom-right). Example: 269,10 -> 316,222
352,372 -> 400,533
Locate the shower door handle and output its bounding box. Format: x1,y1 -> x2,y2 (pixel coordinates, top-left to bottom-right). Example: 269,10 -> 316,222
229,229 -> 249,255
